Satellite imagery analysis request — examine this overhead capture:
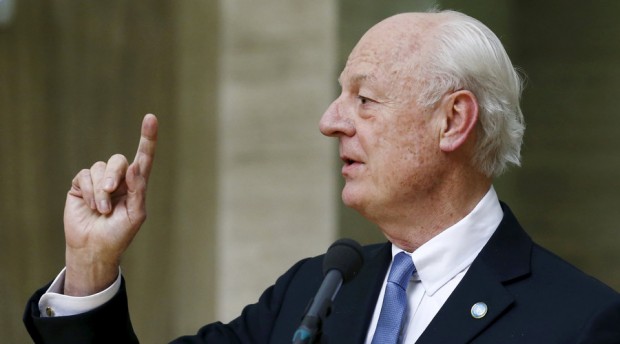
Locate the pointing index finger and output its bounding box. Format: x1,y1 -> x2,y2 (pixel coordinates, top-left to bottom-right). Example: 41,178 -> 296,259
133,113 -> 158,180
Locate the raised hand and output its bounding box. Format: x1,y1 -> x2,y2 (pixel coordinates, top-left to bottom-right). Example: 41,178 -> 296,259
63,114 -> 158,296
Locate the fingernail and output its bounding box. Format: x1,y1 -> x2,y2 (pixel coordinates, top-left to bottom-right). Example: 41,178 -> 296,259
100,200 -> 110,213
104,178 -> 114,190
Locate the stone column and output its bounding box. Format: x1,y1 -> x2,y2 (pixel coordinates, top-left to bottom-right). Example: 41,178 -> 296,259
217,0 -> 338,320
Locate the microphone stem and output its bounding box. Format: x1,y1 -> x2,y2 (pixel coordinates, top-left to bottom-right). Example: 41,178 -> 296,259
306,271 -> 342,316
292,271 -> 343,343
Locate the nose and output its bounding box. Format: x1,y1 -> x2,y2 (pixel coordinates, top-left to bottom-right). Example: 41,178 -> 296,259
319,98 -> 355,137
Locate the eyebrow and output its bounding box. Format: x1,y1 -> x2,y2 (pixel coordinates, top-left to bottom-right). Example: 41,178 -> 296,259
338,73 -> 376,87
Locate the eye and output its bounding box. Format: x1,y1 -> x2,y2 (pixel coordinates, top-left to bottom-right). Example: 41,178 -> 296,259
357,95 -> 372,105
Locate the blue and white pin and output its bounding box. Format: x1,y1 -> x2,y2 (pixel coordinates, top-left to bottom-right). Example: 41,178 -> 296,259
471,302 -> 488,319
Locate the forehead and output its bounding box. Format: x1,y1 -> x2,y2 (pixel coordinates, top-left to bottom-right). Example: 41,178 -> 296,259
339,14 -> 434,88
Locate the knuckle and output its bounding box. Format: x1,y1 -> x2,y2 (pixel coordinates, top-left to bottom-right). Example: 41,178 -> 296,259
74,169 -> 88,181
110,153 -> 128,163
91,161 -> 106,169
73,169 -> 90,186
130,210 -> 147,227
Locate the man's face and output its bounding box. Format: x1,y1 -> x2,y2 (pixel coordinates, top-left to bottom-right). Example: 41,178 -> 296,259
319,17 -> 446,222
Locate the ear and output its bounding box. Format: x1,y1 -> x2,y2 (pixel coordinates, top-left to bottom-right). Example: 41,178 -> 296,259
439,90 -> 479,152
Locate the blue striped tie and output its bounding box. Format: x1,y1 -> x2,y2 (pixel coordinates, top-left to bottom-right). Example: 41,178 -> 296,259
371,252 -> 416,344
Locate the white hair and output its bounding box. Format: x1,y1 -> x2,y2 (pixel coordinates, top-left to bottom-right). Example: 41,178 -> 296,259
418,10 -> 526,177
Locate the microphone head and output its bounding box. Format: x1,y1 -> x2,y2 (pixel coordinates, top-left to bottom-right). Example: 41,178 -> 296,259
322,238 -> 364,283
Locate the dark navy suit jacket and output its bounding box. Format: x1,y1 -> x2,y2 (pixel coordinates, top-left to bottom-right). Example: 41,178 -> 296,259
24,205 -> 620,343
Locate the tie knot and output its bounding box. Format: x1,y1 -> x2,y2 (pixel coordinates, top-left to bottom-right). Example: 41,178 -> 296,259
388,252 -> 415,289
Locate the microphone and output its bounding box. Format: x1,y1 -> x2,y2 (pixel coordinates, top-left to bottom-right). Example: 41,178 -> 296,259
292,238 -> 364,344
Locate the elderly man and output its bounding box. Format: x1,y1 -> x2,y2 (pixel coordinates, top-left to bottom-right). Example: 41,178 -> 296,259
24,10 -> 620,344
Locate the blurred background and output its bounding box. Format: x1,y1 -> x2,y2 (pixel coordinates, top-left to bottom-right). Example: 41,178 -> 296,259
2,0 -> 619,342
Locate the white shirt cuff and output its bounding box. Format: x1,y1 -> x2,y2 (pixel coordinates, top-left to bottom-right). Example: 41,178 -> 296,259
38,267 -> 122,317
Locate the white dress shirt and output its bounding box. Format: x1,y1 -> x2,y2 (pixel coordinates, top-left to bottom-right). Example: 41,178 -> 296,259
41,187 -> 503,343
364,186 -> 503,343
39,267 -> 121,317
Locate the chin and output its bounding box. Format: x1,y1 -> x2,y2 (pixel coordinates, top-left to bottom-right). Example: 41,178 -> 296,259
341,187 -> 367,212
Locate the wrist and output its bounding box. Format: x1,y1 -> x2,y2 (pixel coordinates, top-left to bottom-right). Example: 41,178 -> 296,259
64,247 -> 120,296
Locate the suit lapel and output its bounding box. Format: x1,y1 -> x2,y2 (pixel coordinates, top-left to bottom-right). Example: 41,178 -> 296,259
322,242 -> 391,343
416,260 -> 515,343
417,203 -> 533,343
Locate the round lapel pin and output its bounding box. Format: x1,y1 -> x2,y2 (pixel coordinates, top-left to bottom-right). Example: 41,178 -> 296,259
471,302 -> 488,319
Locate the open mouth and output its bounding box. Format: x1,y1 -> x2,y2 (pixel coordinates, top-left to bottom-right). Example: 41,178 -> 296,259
341,156 -> 363,175
340,152 -> 363,174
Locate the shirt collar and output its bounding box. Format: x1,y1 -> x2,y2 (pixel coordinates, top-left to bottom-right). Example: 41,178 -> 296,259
391,186 -> 503,296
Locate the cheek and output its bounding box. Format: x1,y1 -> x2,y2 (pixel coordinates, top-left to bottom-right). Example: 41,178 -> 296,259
371,135 -> 417,188
376,122 -> 438,187
379,122 -> 425,164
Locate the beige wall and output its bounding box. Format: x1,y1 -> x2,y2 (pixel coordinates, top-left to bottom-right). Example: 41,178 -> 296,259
216,0 -> 337,321
1,1 -> 619,342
